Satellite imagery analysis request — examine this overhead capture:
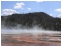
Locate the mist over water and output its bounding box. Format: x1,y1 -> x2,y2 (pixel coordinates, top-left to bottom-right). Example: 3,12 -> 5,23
1,25 -> 60,34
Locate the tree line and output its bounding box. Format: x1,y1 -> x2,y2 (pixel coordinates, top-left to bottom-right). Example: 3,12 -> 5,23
1,12 -> 61,31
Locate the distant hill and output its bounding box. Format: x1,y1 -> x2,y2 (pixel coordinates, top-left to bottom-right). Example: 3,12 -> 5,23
1,12 -> 61,31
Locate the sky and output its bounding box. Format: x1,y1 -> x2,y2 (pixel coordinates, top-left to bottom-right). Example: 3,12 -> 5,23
1,1 -> 61,18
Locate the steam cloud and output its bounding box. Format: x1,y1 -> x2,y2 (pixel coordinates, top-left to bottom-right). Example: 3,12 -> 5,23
1,25 -> 60,34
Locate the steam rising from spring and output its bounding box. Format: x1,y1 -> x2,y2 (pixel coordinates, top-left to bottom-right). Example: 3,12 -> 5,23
1,25 -> 60,34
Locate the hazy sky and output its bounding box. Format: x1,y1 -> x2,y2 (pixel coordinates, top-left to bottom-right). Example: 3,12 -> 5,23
1,1 -> 61,17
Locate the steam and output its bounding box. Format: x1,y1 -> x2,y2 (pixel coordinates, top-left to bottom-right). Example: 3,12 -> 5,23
1,25 -> 60,34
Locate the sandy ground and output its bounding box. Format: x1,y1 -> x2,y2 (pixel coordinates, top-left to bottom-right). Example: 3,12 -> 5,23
1,32 -> 61,46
